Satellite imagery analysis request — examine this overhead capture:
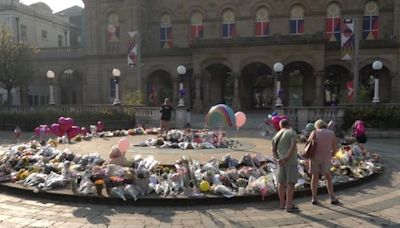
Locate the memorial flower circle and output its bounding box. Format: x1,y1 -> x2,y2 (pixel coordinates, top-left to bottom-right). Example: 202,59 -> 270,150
0,124 -> 384,202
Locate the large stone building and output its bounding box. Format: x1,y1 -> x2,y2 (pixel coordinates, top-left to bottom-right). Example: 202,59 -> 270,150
0,0 -> 79,105
9,0 -> 400,110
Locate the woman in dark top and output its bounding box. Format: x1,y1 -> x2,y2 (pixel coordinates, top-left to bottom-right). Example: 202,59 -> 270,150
160,98 -> 173,134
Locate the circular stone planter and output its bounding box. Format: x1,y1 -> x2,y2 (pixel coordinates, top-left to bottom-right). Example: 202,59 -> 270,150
0,130 -> 384,206
0,172 -> 382,206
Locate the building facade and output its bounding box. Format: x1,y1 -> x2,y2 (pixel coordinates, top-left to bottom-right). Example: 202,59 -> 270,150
18,0 -> 400,110
0,0 -> 76,105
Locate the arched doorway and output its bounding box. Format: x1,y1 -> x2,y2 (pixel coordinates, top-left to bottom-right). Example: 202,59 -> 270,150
147,70 -> 173,106
324,65 -> 352,105
282,62 -> 314,106
359,64 -> 391,103
206,64 -> 233,106
59,68 -> 82,104
241,62 -> 273,109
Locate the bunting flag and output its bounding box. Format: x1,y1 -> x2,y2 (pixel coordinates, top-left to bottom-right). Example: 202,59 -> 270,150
256,21 -> 270,36
190,25 -> 204,40
346,80 -> 354,102
290,19 -> 304,34
363,16 -> 379,40
325,18 -> 341,42
127,31 -> 138,68
341,19 -> 354,61
222,23 -> 235,38
160,26 -> 172,48
107,24 -> 120,42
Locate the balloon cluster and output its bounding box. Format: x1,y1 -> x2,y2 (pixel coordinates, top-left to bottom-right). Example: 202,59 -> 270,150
34,125 -> 50,141
36,119 -> 106,142
271,114 -> 288,131
47,117 -> 81,140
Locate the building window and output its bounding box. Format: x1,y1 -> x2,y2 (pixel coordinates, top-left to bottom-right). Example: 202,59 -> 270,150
160,14 -> 172,48
190,12 -> 203,42
109,78 -> 116,99
107,13 -> 120,42
255,7 -> 270,37
289,5 -> 304,34
222,10 -> 236,38
363,1 -> 379,40
41,30 -> 47,40
325,3 -> 341,42
58,34 -> 63,47
20,24 -> 27,40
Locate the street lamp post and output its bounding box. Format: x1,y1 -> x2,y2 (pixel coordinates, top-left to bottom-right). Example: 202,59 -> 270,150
372,60 -> 383,104
177,65 -> 186,107
273,62 -> 284,107
46,70 -> 55,105
112,68 -> 121,105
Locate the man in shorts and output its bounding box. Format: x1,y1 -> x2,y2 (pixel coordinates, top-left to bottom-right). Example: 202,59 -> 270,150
272,119 -> 300,212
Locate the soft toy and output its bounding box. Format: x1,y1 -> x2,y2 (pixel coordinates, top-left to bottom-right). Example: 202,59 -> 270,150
103,146 -> 128,167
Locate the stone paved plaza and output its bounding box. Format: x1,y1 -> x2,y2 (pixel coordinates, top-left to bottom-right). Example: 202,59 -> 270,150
0,131 -> 399,227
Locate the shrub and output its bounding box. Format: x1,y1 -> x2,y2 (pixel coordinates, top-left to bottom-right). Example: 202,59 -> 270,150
122,90 -> 145,106
342,106 -> 400,130
0,111 -> 135,131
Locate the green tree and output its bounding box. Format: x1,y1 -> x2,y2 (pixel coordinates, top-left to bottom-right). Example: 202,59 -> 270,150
0,27 -> 38,105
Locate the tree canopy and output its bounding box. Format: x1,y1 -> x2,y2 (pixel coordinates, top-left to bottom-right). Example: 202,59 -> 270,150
0,27 -> 38,105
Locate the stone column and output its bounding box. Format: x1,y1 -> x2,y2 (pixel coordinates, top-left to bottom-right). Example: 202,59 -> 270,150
172,77 -> 179,106
232,72 -> 241,110
372,78 -> 380,103
192,73 -> 203,113
314,71 -> 324,106
203,71 -> 212,109
391,73 -> 399,102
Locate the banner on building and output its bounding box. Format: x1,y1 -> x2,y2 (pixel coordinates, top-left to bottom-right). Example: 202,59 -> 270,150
346,80 -> 354,102
128,31 -> 138,68
341,19 -> 354,61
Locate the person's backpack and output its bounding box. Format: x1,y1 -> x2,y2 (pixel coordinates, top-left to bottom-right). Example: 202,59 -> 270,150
302,130 -> 316,159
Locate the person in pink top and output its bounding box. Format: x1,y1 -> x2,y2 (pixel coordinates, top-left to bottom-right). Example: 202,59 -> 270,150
309,119 -> 339,205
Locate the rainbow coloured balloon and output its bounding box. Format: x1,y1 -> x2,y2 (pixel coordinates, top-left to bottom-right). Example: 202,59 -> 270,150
205,104 -> 236,127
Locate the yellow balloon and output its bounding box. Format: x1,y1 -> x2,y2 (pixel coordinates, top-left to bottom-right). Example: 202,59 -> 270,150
199,181 -> 210,192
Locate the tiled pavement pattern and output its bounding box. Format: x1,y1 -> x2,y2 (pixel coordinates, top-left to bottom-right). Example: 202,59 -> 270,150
0,131 -> 399,227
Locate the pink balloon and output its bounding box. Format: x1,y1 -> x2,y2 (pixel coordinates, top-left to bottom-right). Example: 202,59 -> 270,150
235,112 -> 247,128
355,125 -> 365,137
67,126 -> 81,140
81,127 -> 88,137
353,120 -> 365,137
118,138 -> 130,153
58,117 -> 75,132
34,127 -> 40,136
35,125 -> 50,136
50,123 -> 64,137
271,116 -> 281,131
96,121 -> 104,132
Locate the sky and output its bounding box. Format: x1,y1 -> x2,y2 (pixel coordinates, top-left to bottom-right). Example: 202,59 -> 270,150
20,0 -> 84,13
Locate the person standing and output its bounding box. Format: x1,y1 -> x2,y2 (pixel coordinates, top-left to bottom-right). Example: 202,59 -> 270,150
310,119 -> 339,205
160,98 -> 173,134
272,119 -> 299,212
